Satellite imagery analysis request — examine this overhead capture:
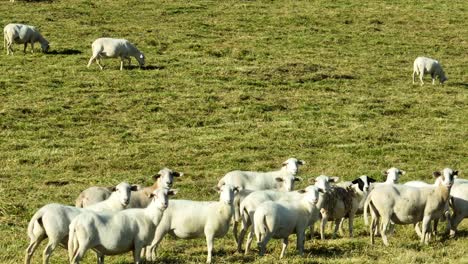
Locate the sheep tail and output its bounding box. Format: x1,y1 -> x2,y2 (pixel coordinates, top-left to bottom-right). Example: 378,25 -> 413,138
27,209 -> 45,240
68,222 -> 79,263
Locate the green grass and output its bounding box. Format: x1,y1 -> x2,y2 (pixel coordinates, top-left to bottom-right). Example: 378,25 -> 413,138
1,0 -> 467,263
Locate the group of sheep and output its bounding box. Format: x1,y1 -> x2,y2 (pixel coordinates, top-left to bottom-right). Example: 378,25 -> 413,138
4,22 -> 448,83
25,159 -> 467,263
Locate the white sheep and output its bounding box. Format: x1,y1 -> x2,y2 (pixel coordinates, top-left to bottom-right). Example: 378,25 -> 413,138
238,175 -> 338,254
449,178 -> 467,237
413,56 -> 447,85
145,184 -> 238,263
217,158 -> 305,192
75,168 -> 182,208
253,186 -> 322,258
68,188 -> 176,264
87,37 -> 145,70
24,182 -> 137,264
3,23 -> 49,55
364,168 -> 456,246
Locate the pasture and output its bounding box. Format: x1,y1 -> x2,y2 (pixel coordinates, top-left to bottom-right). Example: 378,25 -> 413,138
1,0 -> 467,263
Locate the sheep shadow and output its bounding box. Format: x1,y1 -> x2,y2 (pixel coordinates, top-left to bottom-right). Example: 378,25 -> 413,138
451,82 -> 468,88
47,49 -> 82,55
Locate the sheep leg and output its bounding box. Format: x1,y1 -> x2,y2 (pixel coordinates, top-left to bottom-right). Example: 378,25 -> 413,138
332,219 -> 340,238
205,233 -> 214,264
23,42 -> 28,53
244,230 -> 254,255
449,213 -> 463,238
348,214 -> 354,238
87,56 -> 97,68
236,225 -> 247,253
120,58 -> 124,71
127,57 -> 131,67
370,216 -> 377,245
257,232 -> 271,257
419,72 -> 424,85
380,218 -> 390,246
421,216 -> 431,244
309,223 -> 315,240
232,221 -> 239,246
338,218 -> 346,235
97,253 -> 104,264
296,231 -> 305,256
132,245 -> 143,264
30,41 -> 34,53
414,222 -> 423,239
320,215 -> 327,240
146,228 -> 167,261
431,73 -> 436,85
42,241 -> 58,264
412,71 -> 417,84
279,238 -> 288,259
96,58 -> 104,70
24,235 -> 45,264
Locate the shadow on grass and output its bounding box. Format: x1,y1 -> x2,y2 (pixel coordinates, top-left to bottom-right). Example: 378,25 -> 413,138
48,49 -> 82,55
143,65 -> 165,70
450,82 -> 468,88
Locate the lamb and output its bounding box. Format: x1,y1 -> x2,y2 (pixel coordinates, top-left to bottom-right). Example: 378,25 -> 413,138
75,168 -> 182,208
145,184 -> 238,263
238,175 -> 338,254
448,179 -> 468,237
413,56 -> 447,85
253,186 -> 322,258
364,168 -> 456,246
87,37 -> 145,70
24,182 -> 137,264
4,23 -> 49,55
68,188 -> 176,264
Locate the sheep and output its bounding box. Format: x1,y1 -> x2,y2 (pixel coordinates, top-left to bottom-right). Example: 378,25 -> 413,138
145,184 -> 239,264
217,158 -> 305,192
238,175 -> 338,254
24,182 -> 137,264
330,175 -> 377,239
87,37 -> 145,70
4,23 -> 49,55
413,56 -> 447,85
219,158 -> 304,244
253,186 -> 322,258
364,168 -> 456,246
68,187 -> 176,264
75,168 -> 182,208
449,179 -> 468,237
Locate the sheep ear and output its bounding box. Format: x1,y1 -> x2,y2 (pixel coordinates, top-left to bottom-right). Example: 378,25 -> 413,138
368,177 -> 377,183
168,189 -> 178,196
294,176 -> 303,182
213,186 -> 221,192
400,170 -> 406,175
149,193 -> 156,198
233,187 -> 240,193
152,173 -> 162,180
453,170 -> 458,176
130,185 -> 139,191
172,172 -> 183,177
110,186 -> 117,192
329,177 -> 339,183
351,179 -> 360,185
297,189 -> 306,194
433,171 -> 442,178
298,160 -> 305,166
308,178 -> 316,184
382,170 -> 388,176
318,188 -> 324,193
275,177 -> 284,182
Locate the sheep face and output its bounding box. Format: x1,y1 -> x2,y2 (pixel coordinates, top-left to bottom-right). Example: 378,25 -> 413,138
150,188 -> 177,209
137,53 -> 145,67
218,184 -> 237,205
352,175 -> 376,193
41,42 -> 49,53
311,175 -> 339,193
281,158 -> 305,175
384,167 -> 405,183
275,174 -> 302,191
433,168 -> 457,187
154,168 -> 183,189
112,182 -> 138,207
304,186 -> 321,205
440,74 -> 448,84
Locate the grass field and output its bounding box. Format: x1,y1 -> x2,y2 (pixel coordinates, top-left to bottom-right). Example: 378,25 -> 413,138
1,0 -> 467,263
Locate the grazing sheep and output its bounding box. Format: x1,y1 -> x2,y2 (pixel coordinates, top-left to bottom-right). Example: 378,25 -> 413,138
75,168 -> 182,208
145,184 -> 238,263
68,188 -> 176,264
4,23 -> 49,55
449,179 -> 468,237
238,175 -> 338,254
413,56 -> 447,85
24,182 -> 137,264
87,37 -> 145,70
364,168 -> 456,246
217,158 -> 305,192
253,186 -> 322,258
